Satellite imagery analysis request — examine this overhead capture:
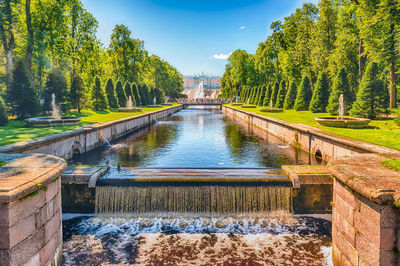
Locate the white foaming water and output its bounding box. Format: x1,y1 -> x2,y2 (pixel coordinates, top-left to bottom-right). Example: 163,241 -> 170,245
51,93 -> 61,120
62,214 -> 332,265
194,82 -> 205,99
127,96 -> 133,109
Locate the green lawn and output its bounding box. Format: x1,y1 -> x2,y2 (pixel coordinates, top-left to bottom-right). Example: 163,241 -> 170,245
226,104 -> 400,151
0,104 -> 178,146
381,160 -> 400,171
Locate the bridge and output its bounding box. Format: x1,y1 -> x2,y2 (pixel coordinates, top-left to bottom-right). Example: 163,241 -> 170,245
182,103 -> 223,109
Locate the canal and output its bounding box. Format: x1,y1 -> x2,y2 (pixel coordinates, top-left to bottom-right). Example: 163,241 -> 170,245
62,107 -> 332,265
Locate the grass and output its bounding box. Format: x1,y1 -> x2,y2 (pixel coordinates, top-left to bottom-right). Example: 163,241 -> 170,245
0,161 -> 7,167
226,104 -> 400,151
381,160 -> 400,171
0,104 -> 179,146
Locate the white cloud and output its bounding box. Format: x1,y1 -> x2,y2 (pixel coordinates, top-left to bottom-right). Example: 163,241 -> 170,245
240,26 -> 246,30
211,52 -> 232,60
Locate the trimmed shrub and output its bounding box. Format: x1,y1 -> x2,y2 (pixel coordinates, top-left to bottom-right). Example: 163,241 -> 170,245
294,75 -> 312,111
70,74 -> 85,112
91,77 -> 109,111
143,84 -> 152,105
283,81 -> 297,110
138,84 -> 147,105
132,83 -> 141,106
310,72 -> 330,113
258,84 -> 267,106
124,82 -> 136,105
350,62 -> 387,119
116,80 -> 127,107
0,96 -> 8,125
253,85 -> 262,104
6,60 -> 40,119
44,67 -> 69,112
105,79 -> 119,108
262,84 -> 272,106
275,80 -> 287,108
270,81 -> 280,108
327,68 -> 353,115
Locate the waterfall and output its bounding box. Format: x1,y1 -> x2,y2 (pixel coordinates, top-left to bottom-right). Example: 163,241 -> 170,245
95,185 -> 293,214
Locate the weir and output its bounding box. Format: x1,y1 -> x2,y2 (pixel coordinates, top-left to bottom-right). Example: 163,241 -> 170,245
95,167 -> 293,214
95,185 -> 292,214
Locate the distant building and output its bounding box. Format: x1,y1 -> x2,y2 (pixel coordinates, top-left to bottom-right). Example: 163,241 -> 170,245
183,74 -> 221,99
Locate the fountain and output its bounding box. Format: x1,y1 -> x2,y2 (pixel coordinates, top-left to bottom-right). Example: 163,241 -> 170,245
119,96 -> 142,112
258,99 -> 283,113
26,93 -> 81,127
315,94 -> 371,128
146,97 -> 162,108
241,98 -> 256,108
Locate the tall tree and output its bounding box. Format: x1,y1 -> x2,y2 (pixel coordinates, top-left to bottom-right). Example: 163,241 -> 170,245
327,68 -> 353,115
294,75 -> 312,111
90,76 -> 108,111
70,73 -> 85,112
275,80 -> 287,108
115,80 -> 127,107
284,81 -> 297,110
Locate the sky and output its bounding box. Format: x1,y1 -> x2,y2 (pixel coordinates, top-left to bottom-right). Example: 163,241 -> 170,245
83,0 -> 317,76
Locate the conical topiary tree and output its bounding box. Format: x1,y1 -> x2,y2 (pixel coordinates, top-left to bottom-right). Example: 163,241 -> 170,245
70,73 -> 85,112
91,77 -> 109,111
6,60 -> 40,119
105,79 -> 119,108
310,72 -> 330,113
0,96 -> 8,126
294,75 -> 312,111
270,81 -> 280,107
262,84 -> 272,106
253,85 -> 261,104
258,84 -> 267,106
284,81 -> 297,110
275,80 -> 287,108
350,62 -> 387,119
327,68 -> 353,115
115,80 -> 127,107
132,83 -> 141,106
138,84 -> 147,105
143,84 -> 152,105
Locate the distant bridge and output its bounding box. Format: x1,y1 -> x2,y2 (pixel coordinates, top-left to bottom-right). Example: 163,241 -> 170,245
182,103 -> 223,109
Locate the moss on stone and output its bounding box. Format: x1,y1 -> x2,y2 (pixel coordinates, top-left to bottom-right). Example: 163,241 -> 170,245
381,160 -> 400,172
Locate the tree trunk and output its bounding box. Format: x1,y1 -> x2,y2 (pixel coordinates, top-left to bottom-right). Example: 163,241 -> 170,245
25,0 -> 34,84
0,0 -> 15,90
390,60 -> 396,109
358,38 -> 366,83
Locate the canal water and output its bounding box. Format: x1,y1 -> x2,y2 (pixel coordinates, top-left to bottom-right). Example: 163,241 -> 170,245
63,108 -> 332,265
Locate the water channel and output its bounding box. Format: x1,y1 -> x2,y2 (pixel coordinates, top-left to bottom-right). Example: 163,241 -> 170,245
62,107 -> 332,265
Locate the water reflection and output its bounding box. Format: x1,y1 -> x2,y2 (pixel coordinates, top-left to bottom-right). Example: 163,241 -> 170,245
75,109 -> 314,168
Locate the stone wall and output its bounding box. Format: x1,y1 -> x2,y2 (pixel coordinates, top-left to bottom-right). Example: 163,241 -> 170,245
0,153 -> 67,266
0,105 -> 183,159
223,105 -> 398,161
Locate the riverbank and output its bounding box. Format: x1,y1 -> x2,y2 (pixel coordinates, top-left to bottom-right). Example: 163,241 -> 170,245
0,104 -> 179,146
225,104 -> 400,151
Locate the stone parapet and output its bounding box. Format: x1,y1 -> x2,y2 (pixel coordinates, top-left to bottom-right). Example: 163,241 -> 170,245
0,153 -> 66,266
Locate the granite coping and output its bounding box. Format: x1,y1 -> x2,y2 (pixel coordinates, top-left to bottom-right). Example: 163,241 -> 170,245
282,165 -> 333,188
328,154 -> 400,204
0,153 -> 67,203
223,105 -> 400,157
0,105 -> 182,154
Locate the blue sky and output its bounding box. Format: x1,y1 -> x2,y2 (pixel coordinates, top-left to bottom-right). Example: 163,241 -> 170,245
83,0 -> 317,76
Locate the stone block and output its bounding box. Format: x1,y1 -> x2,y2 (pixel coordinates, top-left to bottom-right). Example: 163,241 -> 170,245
354,211 -> 395,250
23,252 -> 40,266
334,209 -> 356,246
356,195 -> 398,228
335,192 -> 354,225
0,189 -> 46,227
0,213 -> 36,249
334,179 -> 356,208
44,210 -> 61,243
45,178 -> 59,203
356,232 -> 380,266
40,228 -> 59,266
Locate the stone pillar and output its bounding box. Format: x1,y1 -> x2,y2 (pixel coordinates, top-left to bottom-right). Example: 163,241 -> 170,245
329,154 -> 400,266
0,153 -> 67,266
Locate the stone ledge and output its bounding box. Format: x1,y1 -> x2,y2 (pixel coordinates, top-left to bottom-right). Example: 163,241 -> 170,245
0,153 -> 67,203
328,154 -> 400,205
282,165 -> 332,188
